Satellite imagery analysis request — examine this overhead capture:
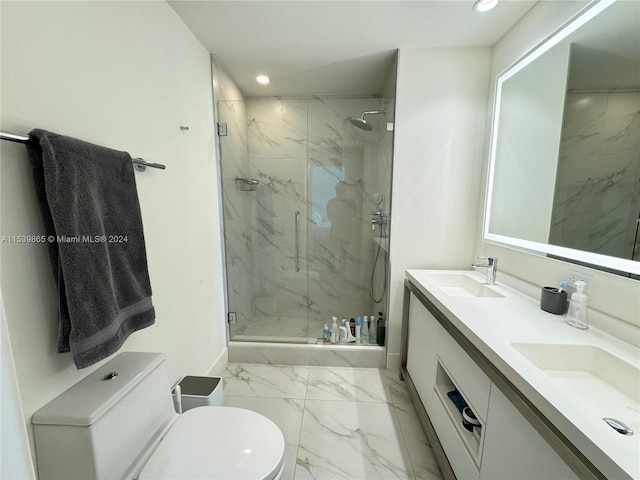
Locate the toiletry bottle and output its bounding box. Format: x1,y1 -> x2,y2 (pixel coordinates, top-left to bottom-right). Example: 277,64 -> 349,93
369,313 -> 377,344
377,312 -> 385,346
349,318 -> 356,336
344,318 -> 356,343
330,317 -> 339,344
361,316 -> 369,344
338,322 -> 348,343
323,323 -> 330,343
565,280 -> 588,329
355,316 -> 362,343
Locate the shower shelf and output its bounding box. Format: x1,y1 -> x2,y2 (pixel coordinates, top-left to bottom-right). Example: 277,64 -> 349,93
234,177 -> 259,191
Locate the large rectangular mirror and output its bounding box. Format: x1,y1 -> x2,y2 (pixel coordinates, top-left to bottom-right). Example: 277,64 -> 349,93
484,0 -> 640,277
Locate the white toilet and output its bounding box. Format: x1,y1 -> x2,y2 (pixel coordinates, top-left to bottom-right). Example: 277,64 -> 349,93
32,352 -> 285,480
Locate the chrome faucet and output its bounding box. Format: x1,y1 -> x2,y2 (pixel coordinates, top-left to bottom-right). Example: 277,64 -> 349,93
472,256 -> 498,285
371,210 -> 387,231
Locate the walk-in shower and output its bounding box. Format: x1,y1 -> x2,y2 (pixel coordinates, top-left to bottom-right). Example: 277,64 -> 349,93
218,98 -> 394,344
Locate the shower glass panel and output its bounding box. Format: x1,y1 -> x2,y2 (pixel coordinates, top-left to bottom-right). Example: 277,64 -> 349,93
218,97 -> 394,343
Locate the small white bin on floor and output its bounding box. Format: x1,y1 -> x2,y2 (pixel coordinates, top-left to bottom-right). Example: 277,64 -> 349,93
174,376 -> 223,412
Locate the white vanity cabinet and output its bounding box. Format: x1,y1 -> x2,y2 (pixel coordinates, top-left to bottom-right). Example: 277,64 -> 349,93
406,292 -> 440,414
402,280 -> 581,480
480,385 -> 578,480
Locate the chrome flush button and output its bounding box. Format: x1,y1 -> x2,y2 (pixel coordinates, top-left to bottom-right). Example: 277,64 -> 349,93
603,417 -> 633,436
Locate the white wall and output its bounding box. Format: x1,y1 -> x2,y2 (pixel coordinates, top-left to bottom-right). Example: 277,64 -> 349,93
0,0 -> 227,466
388,48 -> 491,369
475,1 -> 640,341
1,292 -> 36,480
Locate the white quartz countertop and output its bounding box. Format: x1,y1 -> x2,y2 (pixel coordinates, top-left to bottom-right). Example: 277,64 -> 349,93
406,269 -> 640,480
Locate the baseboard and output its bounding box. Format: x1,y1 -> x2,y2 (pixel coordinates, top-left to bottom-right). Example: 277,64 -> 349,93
206,347 -> 228,377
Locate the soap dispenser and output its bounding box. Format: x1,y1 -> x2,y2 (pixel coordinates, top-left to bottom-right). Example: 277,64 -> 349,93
330,317 -> 339,344
565,280 -> 588,330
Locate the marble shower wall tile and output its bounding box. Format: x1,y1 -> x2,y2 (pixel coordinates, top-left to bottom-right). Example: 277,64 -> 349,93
551,91 -> 640,260
228,343 -> 386,367
601,92 -> 640,155
283,99 -> 309,158
247,99 -> 308,159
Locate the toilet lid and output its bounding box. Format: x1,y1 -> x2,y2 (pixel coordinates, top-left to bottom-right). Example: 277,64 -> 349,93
138,407 -> 285,480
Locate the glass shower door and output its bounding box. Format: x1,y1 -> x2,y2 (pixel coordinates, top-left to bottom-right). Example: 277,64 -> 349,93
219,99 -> 310,342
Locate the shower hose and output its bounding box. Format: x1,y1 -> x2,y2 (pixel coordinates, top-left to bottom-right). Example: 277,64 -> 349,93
370,224 -> 388,304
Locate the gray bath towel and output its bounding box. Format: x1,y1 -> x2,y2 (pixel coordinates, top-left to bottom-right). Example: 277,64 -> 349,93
27,129 -> 155,369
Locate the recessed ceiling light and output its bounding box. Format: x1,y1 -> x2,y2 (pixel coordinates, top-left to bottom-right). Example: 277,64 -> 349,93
473,0 -> 498,12
256,75 -> 270,85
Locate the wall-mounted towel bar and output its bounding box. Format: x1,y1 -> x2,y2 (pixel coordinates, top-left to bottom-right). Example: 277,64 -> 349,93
0,131 -> 166,171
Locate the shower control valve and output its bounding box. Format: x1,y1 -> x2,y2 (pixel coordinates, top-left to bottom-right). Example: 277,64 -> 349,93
371,210 -> 387,230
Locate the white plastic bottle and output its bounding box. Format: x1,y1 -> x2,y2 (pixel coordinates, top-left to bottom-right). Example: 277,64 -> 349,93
369,313 -> 377,344
338,323 -> 348,343
361,316 -> 369,344
330,317 -> 339,344
565,280 -> 588,330
323,324 -> 330,343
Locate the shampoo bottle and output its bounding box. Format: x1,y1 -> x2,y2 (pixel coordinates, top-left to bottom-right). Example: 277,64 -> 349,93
323,324 -> 330,343
369,313 -> 377,344
355,316 -> 362,343
361,316 -> 369,344
339,319 -> 348,343
565,280 -> 588,329
377,312 -> 385,346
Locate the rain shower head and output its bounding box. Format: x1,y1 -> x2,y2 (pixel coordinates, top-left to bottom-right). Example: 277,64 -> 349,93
348,110 -> 386,131
349,116 -> 374,131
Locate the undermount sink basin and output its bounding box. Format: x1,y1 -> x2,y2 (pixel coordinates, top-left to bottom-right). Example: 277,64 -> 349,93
422,272 -> 504,298
512,343 -> 640,430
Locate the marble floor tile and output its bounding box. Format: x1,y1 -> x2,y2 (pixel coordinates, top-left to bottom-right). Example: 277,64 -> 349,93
223,363 -> 309,398
382,369 -> 412,405
224,395 -> 305,447
306,367 -> 392,403
394,403 -> 442,480
218,362 -> 442,480
295,400 -> 413,479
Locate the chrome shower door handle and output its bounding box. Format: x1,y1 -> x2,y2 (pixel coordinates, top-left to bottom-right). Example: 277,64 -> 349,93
295,211 -> 300,273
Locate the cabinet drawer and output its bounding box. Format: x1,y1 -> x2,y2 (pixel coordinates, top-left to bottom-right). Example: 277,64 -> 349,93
437,327 -> 491,421
431,390 -> 480,480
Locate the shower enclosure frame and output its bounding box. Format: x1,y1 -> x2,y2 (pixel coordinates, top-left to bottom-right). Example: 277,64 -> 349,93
216,96 -> 395,346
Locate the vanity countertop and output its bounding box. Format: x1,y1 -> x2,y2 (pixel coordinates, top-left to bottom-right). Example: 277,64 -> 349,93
406,269 -> 639,480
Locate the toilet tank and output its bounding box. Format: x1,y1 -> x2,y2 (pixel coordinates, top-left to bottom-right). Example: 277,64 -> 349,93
32,352 -> 176,480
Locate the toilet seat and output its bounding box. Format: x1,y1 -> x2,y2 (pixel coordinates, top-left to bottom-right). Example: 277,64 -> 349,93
138,407 -> 285,480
